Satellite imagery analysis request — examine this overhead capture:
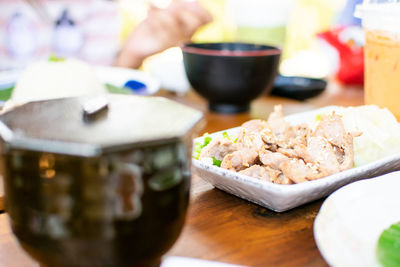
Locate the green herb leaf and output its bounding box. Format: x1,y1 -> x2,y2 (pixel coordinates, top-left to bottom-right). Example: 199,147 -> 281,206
48,54 -> 65,62
212,157 -> 221,167
377,221 -> 400,267
0,86 -> 14,101
192,134 -> 212,160
105,83 -> 133,95
222,131 -> 237,143
192,142 -> 203,160
203,136 -> 212,147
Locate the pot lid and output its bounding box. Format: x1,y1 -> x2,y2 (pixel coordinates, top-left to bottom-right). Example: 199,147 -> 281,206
0,94 -> 203,157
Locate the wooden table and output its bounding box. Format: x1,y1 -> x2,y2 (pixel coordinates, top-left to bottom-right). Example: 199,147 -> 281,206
0,82 -> 363,267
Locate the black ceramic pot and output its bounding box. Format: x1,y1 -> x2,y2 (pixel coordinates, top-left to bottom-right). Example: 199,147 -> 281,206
0,95 -> 203,267
182,42 -> 281,113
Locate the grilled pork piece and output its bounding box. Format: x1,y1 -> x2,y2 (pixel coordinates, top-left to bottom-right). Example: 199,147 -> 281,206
238,165 -> 281,183
199,137 -> 237,161
291,124 -> 309,146
221,149 -> 258,171
280,159 -> 323,183
265,106 -> 309,150
273,172 -> 293,185
305,136 -> 341,175
213,106 -> 356,184
311,112 -> 354,171
237,128 -> 265,152
259,149 -> 289,170
267,105 -> 289,136
241,119 -> 269,133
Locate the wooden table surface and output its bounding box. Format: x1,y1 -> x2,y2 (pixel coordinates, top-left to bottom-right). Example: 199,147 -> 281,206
0,82 -> 363,267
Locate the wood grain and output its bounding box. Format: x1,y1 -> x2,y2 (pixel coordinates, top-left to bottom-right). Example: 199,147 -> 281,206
0,177 -> 3,212
0,82 -> 363,266
168,175 -> 327,267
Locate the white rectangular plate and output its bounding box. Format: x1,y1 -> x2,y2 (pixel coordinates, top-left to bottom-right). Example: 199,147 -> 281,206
192,106 -> 400,212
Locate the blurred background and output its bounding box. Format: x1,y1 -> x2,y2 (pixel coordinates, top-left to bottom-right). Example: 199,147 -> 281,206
0,0 -> 364,94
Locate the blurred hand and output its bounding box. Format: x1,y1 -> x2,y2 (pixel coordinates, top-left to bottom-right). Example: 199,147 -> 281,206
116,1 -> 212,69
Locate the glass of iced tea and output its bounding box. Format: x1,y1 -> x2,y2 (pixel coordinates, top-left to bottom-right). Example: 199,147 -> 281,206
356,1 -> 400,120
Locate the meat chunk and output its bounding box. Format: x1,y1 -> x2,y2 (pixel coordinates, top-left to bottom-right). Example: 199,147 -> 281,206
239,165 -> 291,184
237,128 -> 265,152
222,126 -> 266,172
267,105 -> 288,136
280,159 -> 323,183
260,129 -> 279,152
199,137 -> 237,161
313,112 -> 346,146
305,136 -> 341,175
239,165 -> 268,180
241,119 -> 269,133
337,135 -> 354,171
277,143 -> 308,159
221,149 -> 258,172
273,173 -> 293,185
239,165 -> 275,182
312,112 -> 354,171
265,106 -> 308,150
291,124 -> 309,146
259,149 -> 289,170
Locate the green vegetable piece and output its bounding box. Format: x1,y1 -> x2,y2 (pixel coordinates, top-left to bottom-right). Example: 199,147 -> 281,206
222,131 -> 237,143
192,135 -> 212,160
192,142 -> 202,160
315,114 -> 322,121
212,157 -> 221,167
377,222 -> 400,267
0,87 -> 14,101
203,136 -> 212,147
48,54 -> 65,62
105,83 -> 133,95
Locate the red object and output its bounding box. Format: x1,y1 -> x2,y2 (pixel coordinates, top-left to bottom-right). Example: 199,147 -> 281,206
318,27 -> 364,86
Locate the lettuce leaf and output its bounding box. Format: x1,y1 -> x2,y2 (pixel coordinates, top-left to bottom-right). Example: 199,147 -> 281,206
192,134 -> 212,160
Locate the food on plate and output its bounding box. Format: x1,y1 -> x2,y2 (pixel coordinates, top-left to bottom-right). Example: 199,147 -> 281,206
4,58 -> 106,111
195,105 -> 357,184
338,105 -> 400,167
377,221 -> 400,267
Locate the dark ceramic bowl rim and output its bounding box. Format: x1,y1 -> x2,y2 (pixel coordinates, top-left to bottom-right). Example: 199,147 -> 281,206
181,42 -> 281,57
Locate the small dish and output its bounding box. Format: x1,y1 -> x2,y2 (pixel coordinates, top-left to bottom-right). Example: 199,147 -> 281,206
314,171 -> 400,267
192,106 -> 400,212
271,75 -> 327,101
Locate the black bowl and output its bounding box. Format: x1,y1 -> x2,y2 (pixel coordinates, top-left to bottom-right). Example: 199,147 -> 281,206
182,42 -> 281,113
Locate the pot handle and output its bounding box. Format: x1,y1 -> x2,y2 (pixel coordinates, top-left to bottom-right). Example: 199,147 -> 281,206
82,96 -> 108,120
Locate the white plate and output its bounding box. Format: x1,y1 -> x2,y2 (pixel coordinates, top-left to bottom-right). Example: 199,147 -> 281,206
314,171 -> 400,267
0,66 -> 160,94
192,106 -> 400,212
94,66 -> 161,95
